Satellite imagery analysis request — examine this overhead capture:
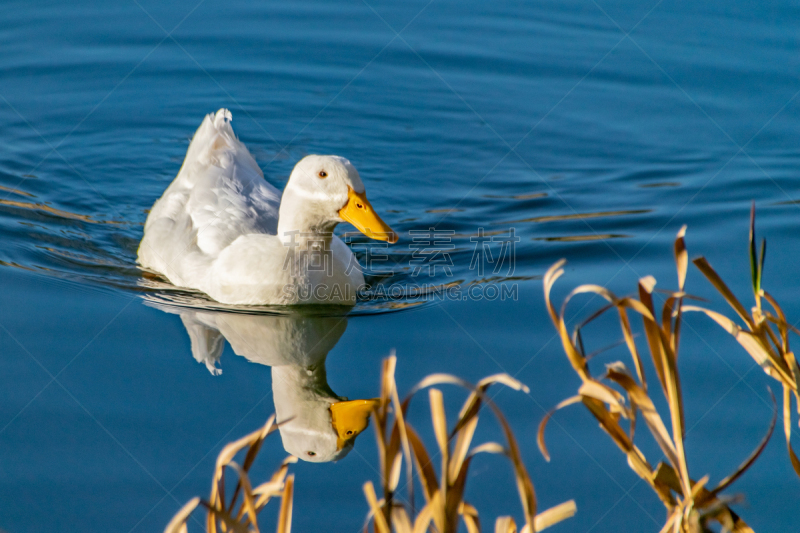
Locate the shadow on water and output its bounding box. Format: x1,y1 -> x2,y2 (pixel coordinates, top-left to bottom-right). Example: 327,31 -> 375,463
147,300 -> 378,463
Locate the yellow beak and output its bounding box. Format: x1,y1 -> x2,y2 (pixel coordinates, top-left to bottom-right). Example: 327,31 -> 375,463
339,187 -> 398,243
330,398 -> 380,450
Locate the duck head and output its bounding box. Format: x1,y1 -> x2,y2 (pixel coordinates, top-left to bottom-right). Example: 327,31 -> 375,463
276,395 -> 380,463
279,155 -> 398,243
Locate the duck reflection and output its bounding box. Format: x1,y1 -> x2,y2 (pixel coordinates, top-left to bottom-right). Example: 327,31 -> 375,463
151,303 -> 377,462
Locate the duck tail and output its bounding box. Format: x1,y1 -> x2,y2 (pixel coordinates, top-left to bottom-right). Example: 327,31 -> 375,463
200,107 -> 237,151
212,107 -> 233,130
176,108 -> 244,184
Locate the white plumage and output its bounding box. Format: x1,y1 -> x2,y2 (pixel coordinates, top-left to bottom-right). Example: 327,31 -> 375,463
151,302 -> 374,463
138,109 -> 396,305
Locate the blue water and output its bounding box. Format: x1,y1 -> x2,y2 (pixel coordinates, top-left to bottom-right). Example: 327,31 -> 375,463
2,0 -> 799,531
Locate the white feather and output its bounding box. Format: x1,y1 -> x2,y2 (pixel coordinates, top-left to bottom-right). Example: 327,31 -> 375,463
138,109 -> 366,305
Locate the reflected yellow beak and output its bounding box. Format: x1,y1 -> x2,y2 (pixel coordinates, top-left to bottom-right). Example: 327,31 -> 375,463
330,398 -> 380,450
339,187 -> 398,243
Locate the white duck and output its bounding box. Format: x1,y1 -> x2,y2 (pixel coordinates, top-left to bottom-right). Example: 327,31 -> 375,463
150,302 -> 378,463
138,108 -> 397,306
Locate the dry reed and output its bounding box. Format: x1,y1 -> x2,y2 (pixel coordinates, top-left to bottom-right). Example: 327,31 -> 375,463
164,415 -> 296,533
164,211 -> 794,533
686,204 -> 800,478
363,355 -> 576,533
538,227 -> 775,533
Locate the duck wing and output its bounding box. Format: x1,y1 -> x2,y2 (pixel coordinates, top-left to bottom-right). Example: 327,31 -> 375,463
139,109 -> 281,286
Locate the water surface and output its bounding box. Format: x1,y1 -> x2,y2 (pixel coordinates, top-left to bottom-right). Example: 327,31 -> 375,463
1,0 -> 799,531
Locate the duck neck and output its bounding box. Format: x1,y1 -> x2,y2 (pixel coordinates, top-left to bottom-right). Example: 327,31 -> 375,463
277,189 -> 338,250
272,362 -> 339,425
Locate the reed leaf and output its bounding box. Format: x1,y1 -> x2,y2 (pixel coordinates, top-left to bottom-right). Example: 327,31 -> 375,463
226,463 -> 259,531
412,504 -> 434,533
544,260 -> 590,379
364,482 -> 391,533
687,212 -> 800,480
164,497 -> 200,533
166,414 -> 293,533
537,395 -> 582,462
639,277 -> 669,397
783,385 -> 800,477
365,356 -> 574,532
449,414 -> 479,482
494,516 -> 516,533
605,363 -> 680,468
708,390 -> 776,499
460,502 -> 481,533
692,257 -> 753,328
275,474 -> 293,533
533,501 -> 578,532
541,224 -> 770,532
749,202 -> 758,296
675,225 -> 688,291
391,506 -> 413,533
405,425 -> 439,503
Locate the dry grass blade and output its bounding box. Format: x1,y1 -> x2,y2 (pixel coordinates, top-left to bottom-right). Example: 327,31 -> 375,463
253,456 -> 296,508
364,482 -> 391,533
468,442 -> 506,456
390,359 -> 417,519
709,390 -> 776,498
692,257 -> 753,327
605,363 -> 679,468
537,395 -> 581,461
533,501 -> 578,532
675,225 -> 688,291
540,225 -> 770,532
687,207 -> 800,479
639,277 -> 669,398
412,505 -> 434,533
449,415 -> 478,481
277,475 -> 294,533
681,306 -> 783,377
653,465 -> 754,533
391,506 -> 413,533
406,371 -> 537,522
228,462 -> 258,533
210,416 -> 278,518
389,450 -> 404,493
617,306 -> 648,388
429,388 -> 449,532
783,385 -> 800,477
203,504 -> 250,533
406,426 -> 439,503
164,497 -> 200,533
365,355 -> 574,533
460,502 -> 481,533
658,334 -> 690,498
577,380 -> 627,414
429,389 -> 449,475
494,516 -> 517,533
452,374 -> 529,438
165,415 -> 294,533
544,260 -> 590,379
226,463 -> 259,531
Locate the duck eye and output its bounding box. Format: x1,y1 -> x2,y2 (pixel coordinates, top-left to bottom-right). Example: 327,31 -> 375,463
306,451 -> 316,457
346,430 -> 354,436
318,170 -> 327,178
356,203 -> 363,209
